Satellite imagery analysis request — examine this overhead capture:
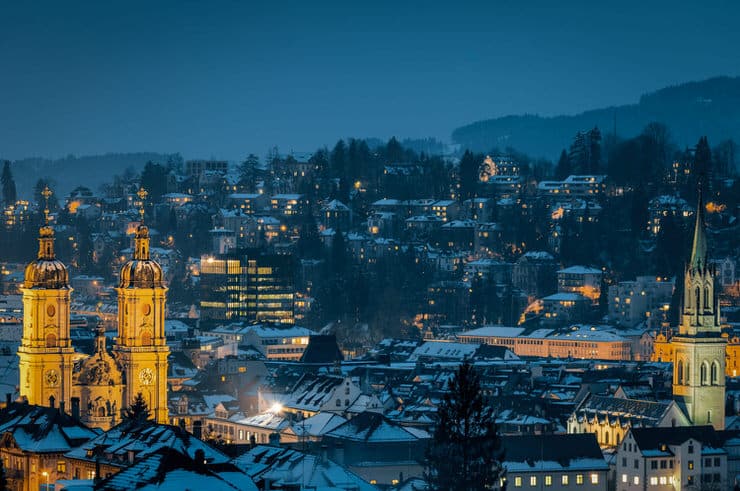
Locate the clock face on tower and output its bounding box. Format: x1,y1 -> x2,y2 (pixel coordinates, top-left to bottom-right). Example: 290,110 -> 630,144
45,369 -> 59,387
139,368 -> 154,386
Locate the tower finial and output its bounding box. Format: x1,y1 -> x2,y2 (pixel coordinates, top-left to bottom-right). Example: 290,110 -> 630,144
689,184 -> 708,271
41,185 -> 52,226
137,187 -> 148,224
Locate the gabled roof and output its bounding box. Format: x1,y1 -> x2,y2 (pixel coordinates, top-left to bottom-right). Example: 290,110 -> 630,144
233,445 -> 377,491
574,394 -> 674,424
630,425 -> 722,452
325,411 -> 430,443
65,420 -> 229,467
0,403 -> 98,453
503,433 -> 607,470
97,446 -> 257,491
299,335 -> 344,364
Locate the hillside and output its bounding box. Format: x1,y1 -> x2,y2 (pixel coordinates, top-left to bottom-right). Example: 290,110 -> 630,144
452,76 -> 740,158
7,153 -> 178,199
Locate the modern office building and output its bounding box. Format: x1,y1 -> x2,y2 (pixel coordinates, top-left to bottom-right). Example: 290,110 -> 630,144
200,249 -> 294,324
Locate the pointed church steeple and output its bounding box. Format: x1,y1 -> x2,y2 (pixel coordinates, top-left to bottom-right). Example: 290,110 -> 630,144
689,187 -> 708,271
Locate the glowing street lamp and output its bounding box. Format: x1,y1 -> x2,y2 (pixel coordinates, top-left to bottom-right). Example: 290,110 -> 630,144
42,471 -> 49,490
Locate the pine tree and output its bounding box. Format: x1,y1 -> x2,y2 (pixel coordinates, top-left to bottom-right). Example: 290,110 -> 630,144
588,126 -> 602,173
0,456 -> 7,491
1,161 -> 16,206
425,362 -> 504,491
458,150 -> 479,202
123,392 -> 151,423
555,149 -> 571,179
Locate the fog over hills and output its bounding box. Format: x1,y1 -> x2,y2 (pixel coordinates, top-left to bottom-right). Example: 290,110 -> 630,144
452,76 -> 740,158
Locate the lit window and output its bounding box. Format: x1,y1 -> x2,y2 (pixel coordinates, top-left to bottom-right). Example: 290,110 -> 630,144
576,474 -> 583,484
514,476 -> 522,487
659,476 -> 667,485
530,476 -> 537,486
562,475 -> 569,485
650,477 -> 658,485
633,476 -> 639,485
545,475 -> 552,486
590,474 -> 598,484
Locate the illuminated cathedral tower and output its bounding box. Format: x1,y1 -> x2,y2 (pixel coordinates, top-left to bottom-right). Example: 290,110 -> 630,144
17,187 -> 75,409
113,188 -> 169,423
672,189 -> 725,429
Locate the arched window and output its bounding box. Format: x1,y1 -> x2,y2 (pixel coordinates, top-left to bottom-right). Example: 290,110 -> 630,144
686,363 -> 690,383
704,287 -> 711,309
141,331 -> 152,347
695,287 -> 701,313
45,333 -> 57,348
677,360 -> 684,384
711,361 -> 720,385
605,432 -> 610,445
98,406 -> 106,417
701,362 -> 709,385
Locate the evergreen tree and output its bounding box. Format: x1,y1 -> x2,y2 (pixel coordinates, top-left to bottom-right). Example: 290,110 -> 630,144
330,140 -> 347,177
140,161 -> 168,202
425,361 -> 504,491
1,161 -> 16,206
458,150 -> 479,202
693,136 -> 712,198
238,154 -> 260,187
555,149 -> 571,179
587,126 -> 602,173
568,131 -> 588,174
385,137 -> 405,163
0,456 -> 7,491
123,392 -> 151,422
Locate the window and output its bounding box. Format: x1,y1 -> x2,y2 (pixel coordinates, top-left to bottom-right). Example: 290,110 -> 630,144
576,474 -> 583,485
660,460 -> 667,469
545,475 -> 552,486
714,457 -> 720,466
621,474 -> 627,483
622,457 -> 627,467
514,476 -> 522,487
651,461 -> 658,469
634,459 -> 639,469
688,460 -> 694,470
633,476 -> 639,485
530,476 -> 537,487
57,461 -> 66,473
562,475 -> 569,485
705,458 -> 712,467
650,477 -> 658,485
659,476 -> 667,485
590,474 -> 598,484
688,445 -> 694,454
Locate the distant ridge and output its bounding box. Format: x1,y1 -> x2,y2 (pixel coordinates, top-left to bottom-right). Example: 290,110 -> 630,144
452,76 -> 740,158
7,152 -> 177,199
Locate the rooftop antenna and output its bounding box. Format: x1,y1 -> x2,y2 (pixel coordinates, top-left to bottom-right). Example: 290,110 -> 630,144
41,185 -> 52,226
137,187 -> 148,224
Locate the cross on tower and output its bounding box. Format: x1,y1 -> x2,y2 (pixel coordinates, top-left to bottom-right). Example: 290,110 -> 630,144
137,187 -> 148,223
41,185 -> 53,226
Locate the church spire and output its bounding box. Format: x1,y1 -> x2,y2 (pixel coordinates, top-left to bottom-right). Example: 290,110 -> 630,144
689,185 -> 708,271
37,185 -> 56,260
134,187 -> 150,261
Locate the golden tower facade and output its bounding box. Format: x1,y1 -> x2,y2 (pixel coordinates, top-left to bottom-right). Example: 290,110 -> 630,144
113,198 -> 169,423
17,212 -> 75,410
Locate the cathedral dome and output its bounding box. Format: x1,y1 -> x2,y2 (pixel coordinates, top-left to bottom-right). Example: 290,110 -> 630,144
118,225 -> 164,289
24,226 -> 70,289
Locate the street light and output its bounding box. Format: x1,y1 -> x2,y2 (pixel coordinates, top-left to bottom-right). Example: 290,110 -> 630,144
41,471 -> 49,491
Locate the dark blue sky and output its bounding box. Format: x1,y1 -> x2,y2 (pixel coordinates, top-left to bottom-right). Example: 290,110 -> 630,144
2,0 -> 739,160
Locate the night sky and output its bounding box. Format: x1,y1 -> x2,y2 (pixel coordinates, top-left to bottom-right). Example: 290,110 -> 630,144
2,0 -> 739,160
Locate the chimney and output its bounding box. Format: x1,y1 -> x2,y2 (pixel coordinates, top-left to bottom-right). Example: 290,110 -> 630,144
268,432 -> 280,446
71,397 -> 81,421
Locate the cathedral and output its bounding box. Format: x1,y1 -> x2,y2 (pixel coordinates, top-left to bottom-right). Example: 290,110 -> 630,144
16,189 -> 168,430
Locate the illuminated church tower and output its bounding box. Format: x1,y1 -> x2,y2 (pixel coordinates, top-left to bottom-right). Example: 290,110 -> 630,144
672,189 -> 725,429
113,188 -> 169,423
18,187 -> 75,409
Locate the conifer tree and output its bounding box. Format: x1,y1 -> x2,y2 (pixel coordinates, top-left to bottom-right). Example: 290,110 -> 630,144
1,161 -> 16,206
123,392 -> 151,423
425,361 -> 504,491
